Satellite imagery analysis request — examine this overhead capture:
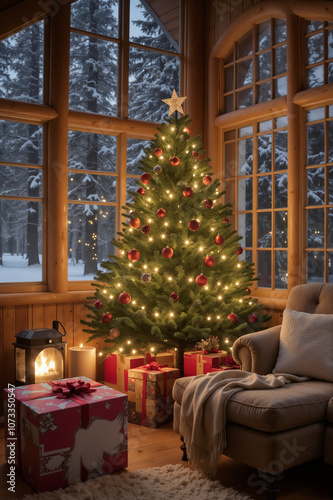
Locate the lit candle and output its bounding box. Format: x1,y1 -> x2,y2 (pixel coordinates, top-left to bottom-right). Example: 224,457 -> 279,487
69,345 -> 96,380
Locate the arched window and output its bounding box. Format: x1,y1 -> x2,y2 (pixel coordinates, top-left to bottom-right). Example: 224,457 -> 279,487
209,2 -> 333,306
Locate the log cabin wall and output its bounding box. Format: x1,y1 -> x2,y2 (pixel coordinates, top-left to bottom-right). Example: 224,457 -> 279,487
0,0 -> 294,417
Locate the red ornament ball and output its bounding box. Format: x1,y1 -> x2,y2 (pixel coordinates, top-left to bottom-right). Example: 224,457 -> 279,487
141,225 -> 151,234
118,292 -> 131,305
94,300 -> 103,310
203,175 -> 212,185
196,274 -> 208,287
128,249 -> 140,261
248,314 -> 258,324
170,156 -> 180,166
214,234 -> 224,245
157,208 -> 166,218
188,219 -> 200,231
245,287 -> 251,295
141,273 -> 151,283
162,247 -> 174,259
110,328 -> 120,338
137,187 -> 145,195
183,126 -> 191,134
102,312 -> 113,323
236,246 -> 243,255
227,313 -> 238,324
140,172 -> 152,184
204,256 -> 216,267
183,187 -> 193,198
204,199 -> 213,208
154,147 -> 163,157
170,291 -> 179,302
129,217 -> 140,229
222,217 -> 229,223
192,151 -> 199,161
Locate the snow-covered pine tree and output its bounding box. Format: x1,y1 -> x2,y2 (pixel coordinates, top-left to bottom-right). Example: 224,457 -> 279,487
83,93 -> 270,375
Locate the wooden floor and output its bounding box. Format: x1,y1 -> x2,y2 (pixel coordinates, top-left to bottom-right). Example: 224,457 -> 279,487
0,423 -> 331,500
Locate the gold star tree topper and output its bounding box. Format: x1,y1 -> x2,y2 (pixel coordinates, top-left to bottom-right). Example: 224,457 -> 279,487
162,89 -> 187,116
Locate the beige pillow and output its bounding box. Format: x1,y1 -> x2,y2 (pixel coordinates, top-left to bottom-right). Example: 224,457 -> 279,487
273,309 -> 333,382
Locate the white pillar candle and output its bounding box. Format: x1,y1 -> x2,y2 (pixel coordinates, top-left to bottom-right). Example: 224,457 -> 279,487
69,345 -> 96,381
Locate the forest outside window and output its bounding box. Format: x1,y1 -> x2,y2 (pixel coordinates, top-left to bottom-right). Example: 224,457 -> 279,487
0,0 -> 181,289
219,10 -> 333,292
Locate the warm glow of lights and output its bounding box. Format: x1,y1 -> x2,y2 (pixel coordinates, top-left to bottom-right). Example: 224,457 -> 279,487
164,222 -> 168,226
148,219 -> 152,223
103,289 -> 107,294
154,267 -> 159,272
171,127 -> 175,131
224,286 -> 229,290
217,282 -> 221,286
185,240 -> 189,245
99,352 -> 102,356
129,263 -> 132,267
210,227 -> 214,231
132,350 -> 136,354
225,338 -> 229,344
117,283 -> 121,287
192,144 -> 196,148
141,306 -> 145,310
169,194 -> 173,198
222,255 -> 226,260
237,263 -> 241,268
119,347 -> 123,352
249,301 -> 253,305
127,340 -> 131,345
80,344 -> 83,348
162,136 -> 165,140
217,315 -> 220,319
35,354 -> 56,377
204,286 -> 209,290
199,247 -> 203,252
207,316 -> 211,321
143,265 -> 147,269
147,198 -> 152,202
170,312 -> 174,317
236,281 -> 239,286
121,251 -> 125,255
168,277 -> 172,281
109,295 -> 113,299
150,347 -> 155,352
132,300 -> 136,305
149,237 -> 153,242
239,299 -> 243,303
155,312 -> 159,317
161,234 -> 166,238
218,295 -> 222,300
189,278 -> 193,282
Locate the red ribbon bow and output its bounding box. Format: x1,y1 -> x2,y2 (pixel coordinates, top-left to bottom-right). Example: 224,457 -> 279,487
141,361 -> 167,371
203,347 -> 219,354
50,379 -> 96,399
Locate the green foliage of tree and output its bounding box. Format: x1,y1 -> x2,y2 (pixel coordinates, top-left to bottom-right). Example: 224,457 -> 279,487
83,112 -> 270,375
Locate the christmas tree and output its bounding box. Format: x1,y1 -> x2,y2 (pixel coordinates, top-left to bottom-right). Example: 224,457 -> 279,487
83,91 -> 270,376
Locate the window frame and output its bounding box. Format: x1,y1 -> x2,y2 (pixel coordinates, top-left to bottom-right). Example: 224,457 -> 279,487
0,0 -> 186,295
209,1 -> 333,308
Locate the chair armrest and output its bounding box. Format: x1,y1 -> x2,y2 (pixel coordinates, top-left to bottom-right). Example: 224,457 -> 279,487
232,325 -> 281,374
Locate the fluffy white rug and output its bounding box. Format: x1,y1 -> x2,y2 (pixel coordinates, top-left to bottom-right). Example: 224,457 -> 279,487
23,463 -> 253,500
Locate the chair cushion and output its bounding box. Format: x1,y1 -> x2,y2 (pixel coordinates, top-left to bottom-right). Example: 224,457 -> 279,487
172,376 -> 333,432
273,309 -> 333,382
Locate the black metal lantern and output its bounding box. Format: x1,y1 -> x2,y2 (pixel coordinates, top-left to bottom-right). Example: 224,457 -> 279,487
13,321 -> 67,386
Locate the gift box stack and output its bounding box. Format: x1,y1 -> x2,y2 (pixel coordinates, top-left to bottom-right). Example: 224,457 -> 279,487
104,351 -> 175,393
4,377 -> 128,492
184,350 -> 240,376
127,362 -> 179,428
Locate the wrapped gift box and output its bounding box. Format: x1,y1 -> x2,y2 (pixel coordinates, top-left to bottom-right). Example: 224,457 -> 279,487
145,351 -> 175,367
104,353 -> 145,392
4,377 -> 127,492
127,364 -> 179,428
184,350 -> 228,376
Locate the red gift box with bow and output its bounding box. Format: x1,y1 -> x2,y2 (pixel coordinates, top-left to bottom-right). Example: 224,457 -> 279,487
183,350 -> 228,376
4,377 -> 127,492
127,363 -> 179,428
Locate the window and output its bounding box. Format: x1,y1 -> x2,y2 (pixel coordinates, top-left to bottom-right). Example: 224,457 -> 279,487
306,106 -> 333,283
214,5 -> 333,297
0,0 -> 182,290
223,19 -> 287,113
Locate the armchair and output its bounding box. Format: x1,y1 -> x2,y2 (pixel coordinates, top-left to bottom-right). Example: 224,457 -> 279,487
172,283 -> 333,500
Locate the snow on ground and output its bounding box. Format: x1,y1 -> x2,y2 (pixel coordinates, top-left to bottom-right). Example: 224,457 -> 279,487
0,254 -> 96,283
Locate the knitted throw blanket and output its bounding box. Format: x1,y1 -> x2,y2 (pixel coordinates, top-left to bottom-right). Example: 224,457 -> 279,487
179,370 -> 308,475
